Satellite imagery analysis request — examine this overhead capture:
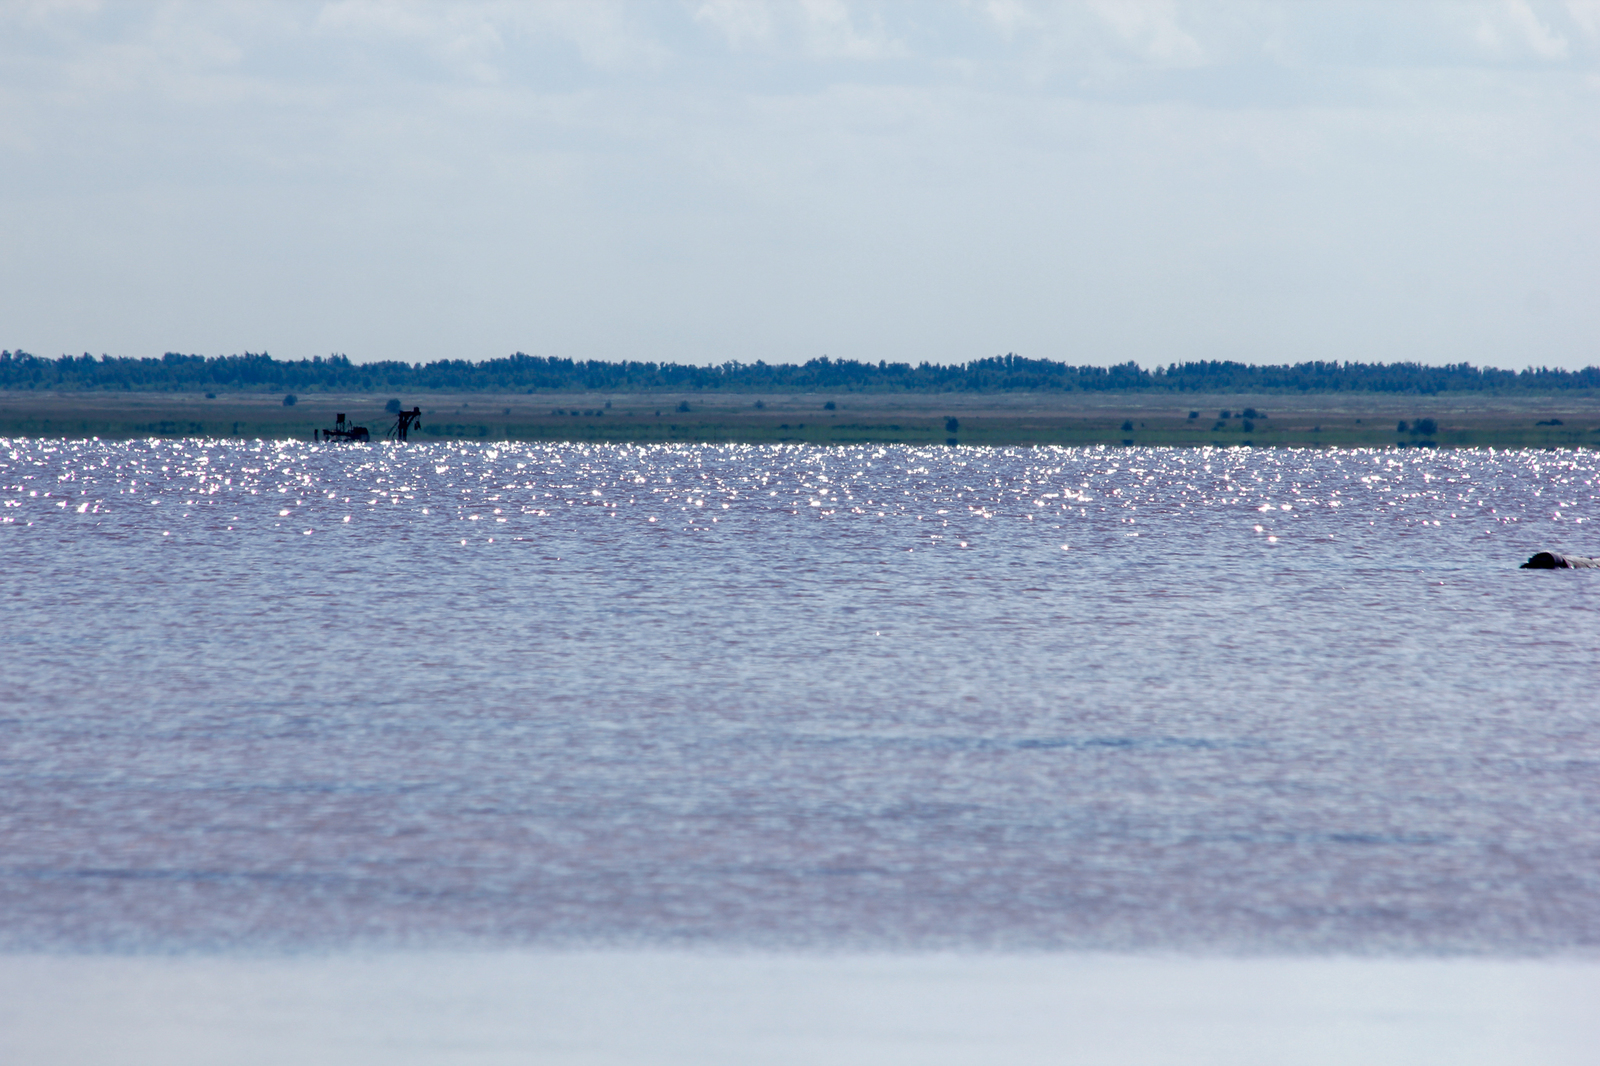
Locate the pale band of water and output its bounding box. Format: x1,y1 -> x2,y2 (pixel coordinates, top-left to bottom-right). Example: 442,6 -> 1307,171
0,952 -> 1596,1066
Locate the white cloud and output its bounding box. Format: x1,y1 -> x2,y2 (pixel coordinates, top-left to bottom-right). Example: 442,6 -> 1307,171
694,0 -> 903,60
978,0 -> 1045,42
695,0 -> 778,50
1508,0 -> 1571,57
794,0 -> 903,60
1087,0 -> 1207,67
314,1 -> 506,82
1570,0 -> 1600,37
309,1 -> 672,77
1475,0 -> 1571,60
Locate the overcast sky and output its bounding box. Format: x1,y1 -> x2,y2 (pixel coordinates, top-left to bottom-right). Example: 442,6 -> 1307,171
2,1 -> 1597,369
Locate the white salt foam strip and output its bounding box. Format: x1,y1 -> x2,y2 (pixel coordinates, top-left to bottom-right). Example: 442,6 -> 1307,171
0,951 -> 1595,1066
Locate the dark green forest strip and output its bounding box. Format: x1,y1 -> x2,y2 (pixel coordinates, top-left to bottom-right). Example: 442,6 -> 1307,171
5,350 -> 1600,395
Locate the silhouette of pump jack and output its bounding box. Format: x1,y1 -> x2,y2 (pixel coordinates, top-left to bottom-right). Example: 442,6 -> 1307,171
391,407 -> 423,442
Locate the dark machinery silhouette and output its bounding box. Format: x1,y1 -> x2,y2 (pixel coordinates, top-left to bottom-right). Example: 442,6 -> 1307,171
389,406 -> 423,442
318,413 -> 370,442
317,406 -> 421,443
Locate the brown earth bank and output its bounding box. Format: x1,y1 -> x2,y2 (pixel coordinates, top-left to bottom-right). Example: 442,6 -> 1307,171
5,389 -> 1600,448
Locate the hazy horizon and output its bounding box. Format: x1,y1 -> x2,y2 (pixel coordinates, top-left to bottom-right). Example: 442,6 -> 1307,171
3,1 -> 1597,370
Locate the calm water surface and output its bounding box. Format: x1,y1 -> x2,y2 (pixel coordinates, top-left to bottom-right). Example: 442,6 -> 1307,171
2,439 -> 1598,952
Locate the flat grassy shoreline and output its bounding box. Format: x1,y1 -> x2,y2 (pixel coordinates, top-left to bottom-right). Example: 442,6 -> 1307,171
5,389 -> 1600,448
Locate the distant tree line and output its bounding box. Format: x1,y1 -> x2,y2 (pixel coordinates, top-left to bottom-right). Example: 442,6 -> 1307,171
3,350 -> 1599,394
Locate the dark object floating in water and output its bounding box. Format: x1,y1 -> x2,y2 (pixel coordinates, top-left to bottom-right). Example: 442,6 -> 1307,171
319,412 -> 369,442
1521,551 -> 1600,569
1537,419 -> 1564,426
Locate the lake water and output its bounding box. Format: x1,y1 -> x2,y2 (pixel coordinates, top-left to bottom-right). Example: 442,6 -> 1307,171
3,438 -> 1599,955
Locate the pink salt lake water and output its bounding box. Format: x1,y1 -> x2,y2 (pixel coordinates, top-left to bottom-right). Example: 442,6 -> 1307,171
3,439 -> 1598,1062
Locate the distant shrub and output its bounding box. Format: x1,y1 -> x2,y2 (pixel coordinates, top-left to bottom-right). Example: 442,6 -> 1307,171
945,417 -> 960,433
282,394 -> 297,406
1121,420 -> 1133,431
1414,418 -> 1437,435
1188,411 -> 1199,419
205,392 -> 216,399
1243,408 -> 1258,419
385,398 -> 401,413
1220,410 -> 1231,419
1397,420 -> 1409,432
754,400 -> 765,409
1242,419 -> 1255,432
824,401 -> 836,410
677,400 -> 691,412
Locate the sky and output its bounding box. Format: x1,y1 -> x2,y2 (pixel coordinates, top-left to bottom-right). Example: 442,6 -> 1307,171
2,1 -> 1597,370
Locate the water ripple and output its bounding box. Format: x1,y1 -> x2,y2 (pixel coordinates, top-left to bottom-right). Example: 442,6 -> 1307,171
1,439 -> 1598,952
